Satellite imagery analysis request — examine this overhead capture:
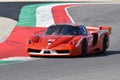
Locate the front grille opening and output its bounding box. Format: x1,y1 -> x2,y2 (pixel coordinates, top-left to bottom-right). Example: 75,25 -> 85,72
56,50 -> 69,54
28,48 -> 41,53
44,50 -> 50,54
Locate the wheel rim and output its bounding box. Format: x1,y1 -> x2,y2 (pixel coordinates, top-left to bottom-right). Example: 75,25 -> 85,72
103,36 -> 108,51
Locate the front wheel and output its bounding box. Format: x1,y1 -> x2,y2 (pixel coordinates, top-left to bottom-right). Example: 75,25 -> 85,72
81,40 -> 87,57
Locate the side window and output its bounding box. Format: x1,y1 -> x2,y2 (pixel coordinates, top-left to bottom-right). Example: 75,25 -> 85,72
78,25 -> 87,34
73,27 -> 79,35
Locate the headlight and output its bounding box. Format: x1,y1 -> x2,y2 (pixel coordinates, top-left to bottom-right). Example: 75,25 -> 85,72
70,40 -> 75,45
28,35 -> 40,44
29,40 -> 33,44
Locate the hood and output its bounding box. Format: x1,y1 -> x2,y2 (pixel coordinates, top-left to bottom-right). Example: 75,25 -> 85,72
40,35 -> 74,49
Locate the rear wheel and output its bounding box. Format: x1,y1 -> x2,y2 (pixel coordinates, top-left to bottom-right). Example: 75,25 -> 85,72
81,40 -> 87,57
102,35 -> 108,53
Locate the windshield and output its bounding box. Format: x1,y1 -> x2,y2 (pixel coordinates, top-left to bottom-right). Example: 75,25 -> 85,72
44,25 -> 79,35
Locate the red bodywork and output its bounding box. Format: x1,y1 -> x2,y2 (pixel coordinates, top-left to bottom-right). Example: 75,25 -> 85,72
26,24 -> 111,57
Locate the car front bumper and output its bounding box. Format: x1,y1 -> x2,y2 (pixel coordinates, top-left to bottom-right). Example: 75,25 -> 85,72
28,48 -> 72,57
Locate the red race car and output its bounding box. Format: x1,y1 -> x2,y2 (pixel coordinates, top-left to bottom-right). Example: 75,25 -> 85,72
26,23 -> 111,57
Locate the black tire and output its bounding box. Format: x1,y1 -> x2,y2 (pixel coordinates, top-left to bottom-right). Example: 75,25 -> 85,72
102,35 -> 108,53
81,40 -> 87,57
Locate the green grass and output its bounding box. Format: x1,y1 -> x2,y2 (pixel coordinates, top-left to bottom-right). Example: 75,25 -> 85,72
0,60 -> 21,65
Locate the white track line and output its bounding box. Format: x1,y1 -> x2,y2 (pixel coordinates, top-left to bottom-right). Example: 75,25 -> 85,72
1,57 -> 39,61
0,57 -> 42,66
36,3 -> 79,27
36,4 -> 55,27
65,6 -> 75,23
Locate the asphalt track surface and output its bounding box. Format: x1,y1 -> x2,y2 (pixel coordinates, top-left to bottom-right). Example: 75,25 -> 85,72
0,3 -> 120,80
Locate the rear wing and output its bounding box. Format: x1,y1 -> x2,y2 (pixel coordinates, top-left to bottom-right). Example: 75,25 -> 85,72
86,26 -> 111,34
100,26 -> 111,34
